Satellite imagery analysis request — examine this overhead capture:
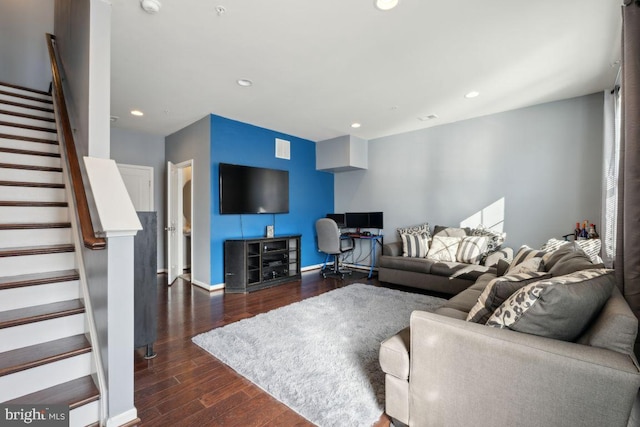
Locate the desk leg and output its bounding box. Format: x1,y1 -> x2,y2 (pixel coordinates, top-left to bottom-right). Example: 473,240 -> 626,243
368,239 -> 375,279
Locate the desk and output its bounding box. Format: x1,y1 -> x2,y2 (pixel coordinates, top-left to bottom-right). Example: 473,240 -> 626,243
341,233 -> 383,279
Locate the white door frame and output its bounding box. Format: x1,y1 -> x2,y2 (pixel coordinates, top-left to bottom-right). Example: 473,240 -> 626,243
167,159 -> 194,285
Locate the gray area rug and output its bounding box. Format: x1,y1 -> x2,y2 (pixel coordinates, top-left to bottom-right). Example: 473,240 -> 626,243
192,283 -> 445,427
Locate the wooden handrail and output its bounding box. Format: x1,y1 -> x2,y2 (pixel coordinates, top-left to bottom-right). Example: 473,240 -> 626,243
46,34 -> 106,250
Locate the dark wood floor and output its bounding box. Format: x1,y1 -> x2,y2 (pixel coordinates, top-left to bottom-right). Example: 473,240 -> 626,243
133,270 -> 400,427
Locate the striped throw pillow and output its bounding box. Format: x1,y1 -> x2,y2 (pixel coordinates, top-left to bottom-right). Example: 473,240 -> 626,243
400,233 -> 429,258
456,236 -> 489,265
507,245 -> 547,274
576,239 -> 602,262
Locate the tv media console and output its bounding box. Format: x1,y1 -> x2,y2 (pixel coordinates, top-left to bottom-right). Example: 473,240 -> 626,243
224,235 -> 301,293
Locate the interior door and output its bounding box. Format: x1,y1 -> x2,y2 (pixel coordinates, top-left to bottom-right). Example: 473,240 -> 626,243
167,161 -> 179,285
117,164 -> 153,211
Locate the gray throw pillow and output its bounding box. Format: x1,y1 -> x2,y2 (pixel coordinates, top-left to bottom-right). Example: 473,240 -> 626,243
466,271 -> 551,324
541,242 -> 577,271
486,269 -> 615,341
433,225 -> 471,238
496,258 -> 510,276
548,248 -> 602,276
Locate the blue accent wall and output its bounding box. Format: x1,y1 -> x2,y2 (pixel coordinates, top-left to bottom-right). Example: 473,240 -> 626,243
210,114 -> 334,285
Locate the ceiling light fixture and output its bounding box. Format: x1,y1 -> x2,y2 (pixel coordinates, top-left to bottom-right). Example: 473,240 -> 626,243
237,79 -> 253,87
351,122 -> 362,128
418,114 -> 439,121
130,110 -> 144,116
465,91 -> 480,99
140,0 -> 161,14
375,0 -> 399,11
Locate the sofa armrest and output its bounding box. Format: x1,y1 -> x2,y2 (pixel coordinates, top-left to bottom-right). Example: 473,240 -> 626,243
409,311 -> 640,427
383,241 -> 403,257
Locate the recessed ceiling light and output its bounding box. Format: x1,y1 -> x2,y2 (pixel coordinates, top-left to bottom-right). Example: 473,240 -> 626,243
351,122 -> 362,128
130,110 -> 144,116
237,79 -> 253,87
465,91 -> 480,99
375,0 -> 399,11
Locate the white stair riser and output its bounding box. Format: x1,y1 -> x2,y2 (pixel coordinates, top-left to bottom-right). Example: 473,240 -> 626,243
0,352 -> 92,401
0,114 -> 56,130
0,168 -> 63,184
0,86 -> 51,102
0,312 -> 85,352
0,94 -> 53,111
0,206 -> 69,223
0,138 -> 59,154
0,252 -> 76,276
70,399 -> 100,427
0,227 -> 72,248
2,186 -> 66,203
0,152 -> 61,168
0,103 -> 54,120
0,280 -> 80,311
0,126 -> 57,142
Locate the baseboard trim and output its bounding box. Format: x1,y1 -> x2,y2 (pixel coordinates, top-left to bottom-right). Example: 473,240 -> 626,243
157,269 -> 167,274
106,408 -> 138,427
301,264 -> 325,272
192,279 -> 224,292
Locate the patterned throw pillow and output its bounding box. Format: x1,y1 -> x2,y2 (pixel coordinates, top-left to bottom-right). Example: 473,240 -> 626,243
426,236 -> 462,262
506,257 -> 544,275
397,223 -> 431,240
507,246 -> 547,274
540,237 -> 570,253
400,233 -> 429,258
486,269 -> 615,341
575,239 -> 602,263
466,271 -> 551,324
471,226 -> 506,253
456,236 -> 489,265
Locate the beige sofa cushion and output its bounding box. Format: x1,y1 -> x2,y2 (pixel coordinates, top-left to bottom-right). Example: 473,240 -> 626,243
379,327 -> 411,380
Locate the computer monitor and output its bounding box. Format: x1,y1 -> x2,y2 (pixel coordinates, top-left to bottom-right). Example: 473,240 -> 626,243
369,212 -> 384,229
345,212 -> 384,229
326,213 -> 346,228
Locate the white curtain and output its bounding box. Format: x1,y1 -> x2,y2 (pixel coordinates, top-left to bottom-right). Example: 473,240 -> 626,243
602,88 -> 621,268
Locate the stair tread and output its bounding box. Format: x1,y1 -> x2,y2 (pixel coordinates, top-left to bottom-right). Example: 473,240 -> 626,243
0,163 -> 62,172
0,82 -> 50,97
0,120 -> 57,133
0,201 -> 68,207
0,133 -> 58,145
0,244 -> 75,257
0,109 -> 56,123
0,99 -> 54,114
0,146 -> 60,157
0,333 -> 90,377
6,375 -> 99,409
0,269 -> 79,290
0,299 -> 84,330
0,222 -> 71,230
0,180 -> 64,188
0,90 -> 53,105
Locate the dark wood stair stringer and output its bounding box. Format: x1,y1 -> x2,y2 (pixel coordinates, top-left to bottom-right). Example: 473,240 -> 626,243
6,376 -> 99,410
0,334 -> 90,377
0,180 -> 64,189
0,269 -> 79,291
0,90 -> 52,105
0,299 -> 85,330
0,109 -> 56,123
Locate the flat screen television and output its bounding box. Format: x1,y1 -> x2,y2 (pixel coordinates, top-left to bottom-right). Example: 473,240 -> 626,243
219,163 -> 289,214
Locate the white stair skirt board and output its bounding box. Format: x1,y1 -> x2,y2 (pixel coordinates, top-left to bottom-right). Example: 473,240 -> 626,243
0,168 -> 63,184
0,126 -> 57,142
69,399 -> 100,427
0,352 -> 93,402
0,206 -> 69,223
0,138 -> 60,154
0,114 -> 56,129
0,313 -> 86,353
0,103 -> 54,120
0,85 -> 52,101
0,94 -> 53,110
0,228 -> 72,248
0,152 -> 61,168
0,252 -> 76,276
0,280 -> 81,311
2,186 -> 66,203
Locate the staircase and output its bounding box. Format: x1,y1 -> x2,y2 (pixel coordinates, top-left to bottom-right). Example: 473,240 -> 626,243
0,82 -> 101,426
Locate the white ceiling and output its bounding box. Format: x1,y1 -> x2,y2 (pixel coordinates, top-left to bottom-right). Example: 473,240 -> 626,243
110,0 -> 622,142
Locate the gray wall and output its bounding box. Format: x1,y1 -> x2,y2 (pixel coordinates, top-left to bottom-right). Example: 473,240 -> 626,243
335,93 -> 604,250
0,0 -> 54,90
166,116 -> 211,287
111,127 -> 166,271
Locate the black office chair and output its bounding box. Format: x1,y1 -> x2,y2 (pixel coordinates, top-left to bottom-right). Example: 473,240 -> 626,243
315,218 -> 354,279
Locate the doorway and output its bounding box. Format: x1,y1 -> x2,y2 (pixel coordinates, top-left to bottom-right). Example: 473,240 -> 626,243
167,160 -> 193,285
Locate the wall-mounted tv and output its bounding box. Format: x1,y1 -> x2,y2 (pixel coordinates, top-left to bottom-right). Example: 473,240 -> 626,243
219,163 -> 289,214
